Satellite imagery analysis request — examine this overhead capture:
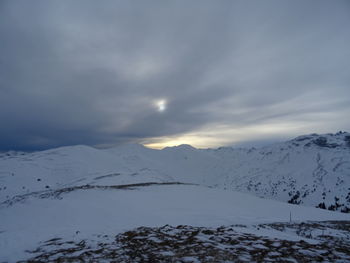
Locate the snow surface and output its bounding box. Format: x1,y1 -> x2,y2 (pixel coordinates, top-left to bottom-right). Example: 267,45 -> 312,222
0,132 -> 350,261
1,132 -> 349,210
1,184 -> 349,261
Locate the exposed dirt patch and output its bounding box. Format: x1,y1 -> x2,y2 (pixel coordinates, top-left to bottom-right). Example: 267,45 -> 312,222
21,221 -> 350,262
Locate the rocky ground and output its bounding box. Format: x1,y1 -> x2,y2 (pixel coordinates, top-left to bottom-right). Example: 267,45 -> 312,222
21,221 -> 350,262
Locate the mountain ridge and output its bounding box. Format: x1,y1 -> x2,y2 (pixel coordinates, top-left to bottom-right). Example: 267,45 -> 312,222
1,132 -> 349,212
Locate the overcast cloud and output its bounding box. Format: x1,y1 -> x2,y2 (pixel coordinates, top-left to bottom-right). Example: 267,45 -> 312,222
1,0 -> 349,150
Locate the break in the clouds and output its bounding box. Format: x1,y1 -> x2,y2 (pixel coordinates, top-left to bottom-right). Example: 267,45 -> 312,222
0,0 -> 349,151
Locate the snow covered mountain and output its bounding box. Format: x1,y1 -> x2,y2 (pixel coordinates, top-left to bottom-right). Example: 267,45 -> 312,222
1,132 -> 350,262
1,132 -> 349,212
209,131 -> 350,213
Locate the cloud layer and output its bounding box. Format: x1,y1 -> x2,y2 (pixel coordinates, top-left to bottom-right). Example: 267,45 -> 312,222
1,0 -> 350,150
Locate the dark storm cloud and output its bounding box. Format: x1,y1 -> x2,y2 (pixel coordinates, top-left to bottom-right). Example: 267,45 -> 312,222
1,0 -> 350,150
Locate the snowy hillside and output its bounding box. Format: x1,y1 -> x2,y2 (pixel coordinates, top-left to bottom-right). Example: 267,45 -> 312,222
208,131 -> 350,212
2,132 -> 349,213
1,132 -> 350,261
1,183 -> 349,262
1,132 -> 350,212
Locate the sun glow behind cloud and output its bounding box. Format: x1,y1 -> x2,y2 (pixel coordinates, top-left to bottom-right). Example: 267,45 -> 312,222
154,99 -> 167,112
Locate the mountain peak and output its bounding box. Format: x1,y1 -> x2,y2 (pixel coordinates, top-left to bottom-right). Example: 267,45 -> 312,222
290,131 -> 350,149
163,144 -> 197,151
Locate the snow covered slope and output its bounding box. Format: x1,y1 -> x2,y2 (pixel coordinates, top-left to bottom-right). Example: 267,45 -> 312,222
0,132 -> 350,261
1,132 -> 349,212
1,184 -> 349,261
208,131 -> 350,212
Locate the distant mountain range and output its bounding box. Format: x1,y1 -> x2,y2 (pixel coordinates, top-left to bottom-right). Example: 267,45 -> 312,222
1,132 -> 349,212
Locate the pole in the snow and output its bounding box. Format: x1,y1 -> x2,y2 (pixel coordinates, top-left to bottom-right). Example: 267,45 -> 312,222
289,211 -> 292,223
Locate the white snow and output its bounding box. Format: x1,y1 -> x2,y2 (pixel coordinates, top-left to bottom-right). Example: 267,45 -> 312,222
0,132 -> 349,261
1,132 -> 349,211
0,184 -> 349,261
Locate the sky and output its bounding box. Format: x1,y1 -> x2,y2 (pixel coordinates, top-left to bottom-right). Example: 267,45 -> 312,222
0,0 -> 350,151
